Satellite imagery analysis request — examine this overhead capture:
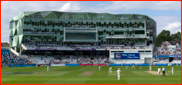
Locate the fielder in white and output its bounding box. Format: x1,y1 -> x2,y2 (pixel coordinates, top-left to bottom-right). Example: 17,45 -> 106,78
131,64 -> 135,69
47,65 -> 49,71
99,66 -> 102,71
158,67 -> 161,76
116,68 -> 121,80
171,66 -> 174,75
169,66 -> 174,75
109,67 -> 112,73
149,65 -> 152,71
126,66 -> 128,70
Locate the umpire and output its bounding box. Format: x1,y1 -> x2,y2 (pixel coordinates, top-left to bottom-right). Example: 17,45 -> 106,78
162,67 -> 165,76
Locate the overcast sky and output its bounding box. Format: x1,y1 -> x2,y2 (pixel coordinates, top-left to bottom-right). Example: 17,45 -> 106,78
1,1 -> 181,42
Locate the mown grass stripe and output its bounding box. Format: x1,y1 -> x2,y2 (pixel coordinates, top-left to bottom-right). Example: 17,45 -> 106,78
1,66 -> 181,84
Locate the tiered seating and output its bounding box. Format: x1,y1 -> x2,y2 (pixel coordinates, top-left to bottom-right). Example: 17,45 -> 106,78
171,60 -> 181,64
1,48 -> 30,66
28,55 -> 57,64
154,47 -> 178,55
171,48 -> 181,55
24,43 -> 154,50
153,60 -> 169,64
61,55 -> 108,64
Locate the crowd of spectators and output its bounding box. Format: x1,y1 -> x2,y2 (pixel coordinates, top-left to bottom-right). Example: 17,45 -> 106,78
154,47 -> 181,55
24,42 -> 153,49
23,41 -> 154,50
29,55 -> 109,64
1,49 -> 30,66
153,47 -> 171,55
60,55 -> 108,64
171,48 -> 181,55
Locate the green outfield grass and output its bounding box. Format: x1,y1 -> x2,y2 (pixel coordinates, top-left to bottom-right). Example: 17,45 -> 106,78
1,66 -> 181,84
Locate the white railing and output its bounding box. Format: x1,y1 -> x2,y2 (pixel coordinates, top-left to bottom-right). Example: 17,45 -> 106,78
21,44 -> 27,50
9,48 -> 19,57
106,35 -> 146,38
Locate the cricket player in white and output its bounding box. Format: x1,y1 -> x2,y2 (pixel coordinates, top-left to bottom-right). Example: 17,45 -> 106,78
149,65 -> 152,71
47,65 -> 49,71
99,66 -> 102,71
126,66 -> 128,69
131,64 -> 135,69
171,66 -> 174,75
169,66 -> 174,75
109,67 -> 112,73
158,67 -> 161,76
117,68 -> 121,80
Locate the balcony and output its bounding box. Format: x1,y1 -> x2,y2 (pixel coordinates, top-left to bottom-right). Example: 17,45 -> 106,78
24,31 -> 56,36
106,35 -> 146,39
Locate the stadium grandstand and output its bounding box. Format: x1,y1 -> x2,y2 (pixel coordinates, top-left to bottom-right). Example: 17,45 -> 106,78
153,41 -> 181,65
1,11 -> 180,67
1,47 -> 31,67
